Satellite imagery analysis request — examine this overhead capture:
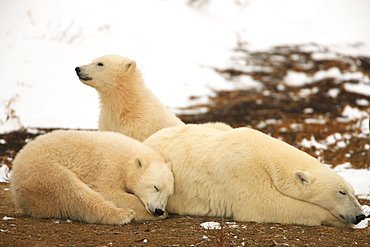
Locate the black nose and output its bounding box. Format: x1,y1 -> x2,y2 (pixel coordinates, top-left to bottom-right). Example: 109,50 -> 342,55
75,67 -> 80,73
154,209 -> 164,216
355,214 -> 366,224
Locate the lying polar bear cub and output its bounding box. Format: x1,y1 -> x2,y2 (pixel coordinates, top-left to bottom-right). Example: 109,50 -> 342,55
144,124 -> 365,227
11,130 -> 174,225
75,54 -> 184,141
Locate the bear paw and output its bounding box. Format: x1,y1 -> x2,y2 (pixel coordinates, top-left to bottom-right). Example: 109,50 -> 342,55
117,208 -> 136,224
133,210 -> 169,221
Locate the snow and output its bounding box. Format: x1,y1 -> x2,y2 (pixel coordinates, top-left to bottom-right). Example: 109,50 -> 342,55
0,0 -> 370,226
341,105 -> 367,121
333,163 -> 370,196
2,216 -> 15,221
344,82 -> 370,97
200,221 -> 222,230
284,67 -> 370,89
284,71 -> 310,87
1,0 -> 370,131
327,88 -> 341,98
300,136 -> 327,150
231,75 -> 264,91
0,165 -> 10,183
338,105 -> 369,133
354,205 -> 370,229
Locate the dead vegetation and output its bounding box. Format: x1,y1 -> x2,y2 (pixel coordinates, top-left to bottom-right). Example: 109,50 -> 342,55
179,44 -> 370,169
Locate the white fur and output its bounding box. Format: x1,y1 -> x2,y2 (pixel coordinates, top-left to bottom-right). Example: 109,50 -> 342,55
76,54 -> 184,141
144,124 -> 364,227
11,130 -> 174,225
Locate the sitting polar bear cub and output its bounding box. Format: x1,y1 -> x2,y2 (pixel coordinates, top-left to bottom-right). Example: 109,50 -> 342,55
144,124 -> 365,227
75,54 -> 184,141
11,130 -> 174,225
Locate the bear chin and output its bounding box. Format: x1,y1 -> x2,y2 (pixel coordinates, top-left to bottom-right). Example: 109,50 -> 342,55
79,77 -> 92,81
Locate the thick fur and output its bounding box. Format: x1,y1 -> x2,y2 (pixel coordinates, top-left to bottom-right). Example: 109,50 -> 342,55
75,54 -> 184,141
144,124 -> 365,227
11,130 -> 174,225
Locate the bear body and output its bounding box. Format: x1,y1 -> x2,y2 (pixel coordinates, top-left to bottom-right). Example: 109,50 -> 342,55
75,54 -> 184,141
144,124 -> 365,227
11,130 -> 174,225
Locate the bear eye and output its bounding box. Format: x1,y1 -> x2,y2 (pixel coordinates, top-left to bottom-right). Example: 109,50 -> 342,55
339,191 -> 346,195
154,186 -> 159,192
97,62 -> 104,66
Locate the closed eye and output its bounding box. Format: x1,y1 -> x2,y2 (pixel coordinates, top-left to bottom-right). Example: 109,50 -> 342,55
339,191 -> 346,195
97,62 -> 104,66
154,186 -> 159,192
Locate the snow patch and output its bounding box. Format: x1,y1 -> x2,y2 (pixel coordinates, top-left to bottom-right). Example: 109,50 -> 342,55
2,216 -> 14,220
201,221 -> 221,230
356,99 -> 369,106
338,105 -> 369,133
2,0 -> 370,132
333,163 -> 370,196
327,88 -> 341,98
300,136 -> 327,150
284,71 -> 309,87
304,118 -> 326,124
0,165 -> 11,183
0,117 -> 23,134
354,205 -> 370,229
234,75 -> 264,91
284,68 -> 369,89
344,82 -> 370,96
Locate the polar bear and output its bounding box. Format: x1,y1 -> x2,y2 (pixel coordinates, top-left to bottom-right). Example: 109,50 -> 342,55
144,124 -> 365,227
11,130 -> 174,225
75,55 -> 184,141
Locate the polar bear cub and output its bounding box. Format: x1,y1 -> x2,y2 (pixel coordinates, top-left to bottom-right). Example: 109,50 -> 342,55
144,124 -> 365,227
11,130 -> 174,225
75,54 -> 184,141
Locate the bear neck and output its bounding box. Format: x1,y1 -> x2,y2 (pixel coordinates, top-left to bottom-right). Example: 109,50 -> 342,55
264,137 -> 324,200
99,72 -> 149,118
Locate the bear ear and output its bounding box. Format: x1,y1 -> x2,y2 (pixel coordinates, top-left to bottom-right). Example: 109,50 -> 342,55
124,60 -> 136,73
134,156 -> 146,170
295,171 -> 313,187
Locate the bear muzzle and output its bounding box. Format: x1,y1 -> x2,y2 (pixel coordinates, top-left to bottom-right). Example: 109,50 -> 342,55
355,214 -> 366,224
341,214 -> 366,225
75,67 -> 92,81
152,208 -> 165,216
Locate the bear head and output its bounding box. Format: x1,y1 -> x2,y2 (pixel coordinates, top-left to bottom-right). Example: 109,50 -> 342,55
75,54 -> 138,93
290,169 -> 365,226
126,156 -> 174,217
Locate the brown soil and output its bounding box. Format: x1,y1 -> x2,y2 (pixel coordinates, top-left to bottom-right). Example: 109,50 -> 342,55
1,44 -> 370,246
0,181 -> 369,246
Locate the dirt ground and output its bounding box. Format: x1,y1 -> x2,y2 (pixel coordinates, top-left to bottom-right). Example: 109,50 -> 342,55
1,44 -> 370,246
0,180 -> 369,247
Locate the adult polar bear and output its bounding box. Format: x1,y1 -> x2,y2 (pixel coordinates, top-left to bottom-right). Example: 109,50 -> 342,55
144,124 -> 365,227
11,130 -> 174,225
75,55 -> 184,141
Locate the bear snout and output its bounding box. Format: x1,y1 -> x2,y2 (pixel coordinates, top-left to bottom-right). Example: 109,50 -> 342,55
355,214 -> 366,224
75,67 -> 92,81
153,208 -> 164,216
340,213 -> 366,224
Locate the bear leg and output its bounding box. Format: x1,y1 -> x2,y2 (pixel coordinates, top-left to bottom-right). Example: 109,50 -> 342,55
12,166 -> 136,225
101,189 -> 167,221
